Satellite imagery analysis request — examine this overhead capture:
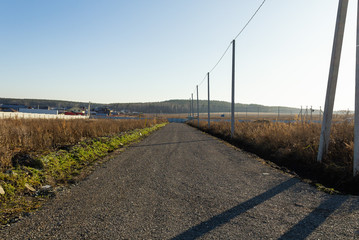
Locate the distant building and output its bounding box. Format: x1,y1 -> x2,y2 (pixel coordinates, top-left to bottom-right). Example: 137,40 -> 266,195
94,107 -> 112,116
18,108 -> 58,115
0,104 -> 28,112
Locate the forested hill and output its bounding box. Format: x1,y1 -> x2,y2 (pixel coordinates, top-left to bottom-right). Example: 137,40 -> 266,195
109,100 -> 300,114
0,98 -> 300,114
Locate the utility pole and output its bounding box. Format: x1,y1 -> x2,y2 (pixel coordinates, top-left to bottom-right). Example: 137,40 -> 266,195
300,106 -> 303,124
191,93 -> 194,118
197,85 -> 199,127
354,0 -> 359,176
207,72 -> 210,128
189,97 -> 191,118
88,102 -> 91,118
318,0 -> 349,162
231,40 -> 235,138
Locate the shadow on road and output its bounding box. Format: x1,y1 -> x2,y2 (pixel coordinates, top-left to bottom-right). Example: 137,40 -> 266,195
171,178 -> 298,240
278,195 -> 349,240
131,139 -> 216,148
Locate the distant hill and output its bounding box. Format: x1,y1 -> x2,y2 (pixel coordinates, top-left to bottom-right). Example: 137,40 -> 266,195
0,98 -> 301,114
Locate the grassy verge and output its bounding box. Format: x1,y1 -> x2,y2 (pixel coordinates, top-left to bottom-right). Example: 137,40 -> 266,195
0,123 -> 167,225
188,120 -> 358,195
0,118 -> 167,168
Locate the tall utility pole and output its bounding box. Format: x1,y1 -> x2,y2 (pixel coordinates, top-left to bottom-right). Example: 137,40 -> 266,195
207,72 -> 210,128
191,93 -> 194,118
318,0 -> 349,162
354,0 -> 359,176
88,102 -> 91,117
197,85 -> 199,127
231,40 -> 235,138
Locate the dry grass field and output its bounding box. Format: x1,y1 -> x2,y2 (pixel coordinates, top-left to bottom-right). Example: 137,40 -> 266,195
0,118 -> 167,224
0,118 -> 165,169
189,119 -> 357,194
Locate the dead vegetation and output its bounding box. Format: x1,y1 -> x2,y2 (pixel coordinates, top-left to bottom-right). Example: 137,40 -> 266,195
0,118 -> 165,169
189,120 -> 358,194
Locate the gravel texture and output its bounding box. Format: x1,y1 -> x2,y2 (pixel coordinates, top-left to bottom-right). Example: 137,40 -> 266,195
1,123 -> 359,239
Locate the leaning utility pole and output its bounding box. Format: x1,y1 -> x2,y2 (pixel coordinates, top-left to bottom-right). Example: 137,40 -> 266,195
354,0 -> 359,176
231,40 -> 235,138
318,0 -> 349,162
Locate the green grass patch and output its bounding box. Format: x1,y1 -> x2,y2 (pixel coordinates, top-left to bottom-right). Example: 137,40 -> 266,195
0,123 -> 167,225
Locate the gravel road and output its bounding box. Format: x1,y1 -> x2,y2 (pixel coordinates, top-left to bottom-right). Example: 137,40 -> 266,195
1,123 -> 359,239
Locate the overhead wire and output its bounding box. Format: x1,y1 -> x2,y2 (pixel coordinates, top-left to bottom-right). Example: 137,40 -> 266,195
209,42 -> 233,74
233,0 -> 267,40
191,0 -> 267,96
198,73 -> 208,87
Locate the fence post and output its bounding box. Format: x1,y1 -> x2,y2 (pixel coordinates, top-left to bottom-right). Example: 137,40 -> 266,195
310,106 -> 313,123
197,85 -> 199,127
318,0 -> 349,162
231,40 -> 235,138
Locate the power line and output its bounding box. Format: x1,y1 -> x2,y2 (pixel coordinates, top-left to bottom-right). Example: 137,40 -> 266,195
192,0 -> 267,93
234,0 -> 267,40
206,0 -> 267,76
198,73 -> 208,87
209,42 -> 232,74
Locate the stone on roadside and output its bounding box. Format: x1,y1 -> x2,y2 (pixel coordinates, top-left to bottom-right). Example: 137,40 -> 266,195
41,185 -> 52,191
0,185 -> 5,195
25,183 -> 36,192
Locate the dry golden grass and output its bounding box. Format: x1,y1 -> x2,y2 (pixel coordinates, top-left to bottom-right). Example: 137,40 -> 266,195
190,120 -> 356,193
0,118 -> 165,169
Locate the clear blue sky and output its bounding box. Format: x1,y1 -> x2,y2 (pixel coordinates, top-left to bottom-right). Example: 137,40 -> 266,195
0,0 -> 356,110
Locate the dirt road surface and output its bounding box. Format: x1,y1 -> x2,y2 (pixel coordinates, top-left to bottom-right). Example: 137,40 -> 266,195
1,123 -> 359,239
